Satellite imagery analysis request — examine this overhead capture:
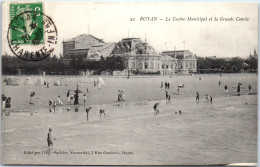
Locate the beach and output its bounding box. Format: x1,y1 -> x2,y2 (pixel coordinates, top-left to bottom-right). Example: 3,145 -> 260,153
1,74 -> 257,165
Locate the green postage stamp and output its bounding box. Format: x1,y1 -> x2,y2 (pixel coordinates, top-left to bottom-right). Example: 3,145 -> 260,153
9,2 -> 44,45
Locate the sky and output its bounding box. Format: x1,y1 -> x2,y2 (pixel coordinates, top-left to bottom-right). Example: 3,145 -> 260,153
2,2 -> 258,58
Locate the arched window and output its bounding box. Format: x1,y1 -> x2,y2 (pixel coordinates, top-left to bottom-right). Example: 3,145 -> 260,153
171,63 -> 174,69
144,62 -> 148,69
166,64 -> 169,69
192,62 -> 195,69
132,62 -> 135,69
138,63 -> 142,69
150,62 -> 154,69
189,62 -> 192,68
162,64 -> 165,69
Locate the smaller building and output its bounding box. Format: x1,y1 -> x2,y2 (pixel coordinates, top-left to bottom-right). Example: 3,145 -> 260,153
62,34 -> 115,64
161,50 -> 197,74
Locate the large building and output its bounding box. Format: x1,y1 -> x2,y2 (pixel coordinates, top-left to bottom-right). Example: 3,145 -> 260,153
62,34 -> 115,64
111,38 -> 197,74
62,34 -> 197,75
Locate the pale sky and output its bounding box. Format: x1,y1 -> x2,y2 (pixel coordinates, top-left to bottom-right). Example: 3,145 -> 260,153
2,2 -> 258,58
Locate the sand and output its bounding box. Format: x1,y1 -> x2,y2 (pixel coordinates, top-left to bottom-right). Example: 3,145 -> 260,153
1,74 -> 257,165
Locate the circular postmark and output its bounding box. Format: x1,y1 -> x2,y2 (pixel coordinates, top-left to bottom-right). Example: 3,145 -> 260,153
7,11 -> 58,61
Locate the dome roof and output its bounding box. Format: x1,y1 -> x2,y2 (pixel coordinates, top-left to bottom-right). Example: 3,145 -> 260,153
112,38 -> 157,55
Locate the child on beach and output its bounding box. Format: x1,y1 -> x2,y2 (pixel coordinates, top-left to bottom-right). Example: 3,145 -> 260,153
83,94 -> 87,107
205,94 -> 209,103
153,102 -> 159,116
57,96 -> 63,105
53,101 -> 56,113
196,92 -> 199,101
248,84 -> 252,94
224,85 -> 228,94
29,92 -> 36,105
85,106 -> 92,121
47,128 -> 56,148
67,90 -> 71,103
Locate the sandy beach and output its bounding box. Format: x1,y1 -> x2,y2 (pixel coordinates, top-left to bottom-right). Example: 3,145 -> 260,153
1,74 -> 257,165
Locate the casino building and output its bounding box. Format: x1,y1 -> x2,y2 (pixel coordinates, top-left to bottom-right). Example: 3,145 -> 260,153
111,38 -> 197,75
62,34 -> 197,75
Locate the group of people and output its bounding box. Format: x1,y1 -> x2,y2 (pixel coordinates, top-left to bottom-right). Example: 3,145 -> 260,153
2,94 -> 11,111
161,81 -> 171,89
118,90 -> 126,102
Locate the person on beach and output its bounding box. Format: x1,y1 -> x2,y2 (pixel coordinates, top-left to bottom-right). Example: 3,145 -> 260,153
6,97 -> 11,108
29,91 -> 36,105
85,106 -> 92,121
86,88 -> 89,94
94,80 -> 96,86
47,128 -> 56,148
165,82 -> 167,89
161,81 -> 164,88
248,84 -> 252,94
53,101 -> 56,113
67,90 -> 71,103
122,91 -> 126,102
224,85 -> 228,94
57,96 -> 63,105
210,96 -> 213,104
118,90 -> 121,101
237,83 -> 241,95
205,94 -> 209,103
74,92 -> 79,105
165,91 -> 169,101
219,81 -> 222,86
196,92 -> 199,101
2,94 -> 7,111
49,99 -> 53,112
153,102 -> 159,116
47,83 -> 49,88
167,94 -> 171,104
83,94 -> 87,107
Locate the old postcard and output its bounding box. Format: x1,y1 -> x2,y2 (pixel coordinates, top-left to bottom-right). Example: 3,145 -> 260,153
1,1 -> 258,165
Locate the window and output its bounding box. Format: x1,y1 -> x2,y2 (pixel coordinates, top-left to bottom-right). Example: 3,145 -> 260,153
162,64 -> 165,69
144,62 -> 148,69
166,64 -> 169,69
171,63 -> 173,69
158,63 -> 160,69
138,63 -> 142,69
150,62 -> 154,69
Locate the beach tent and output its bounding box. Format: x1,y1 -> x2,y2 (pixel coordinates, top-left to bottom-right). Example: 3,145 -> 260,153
35,77 -> 45,86
3,77 -> 19,86
97,77 -> 105,85
23,77 -> 34,85
54,79 -> 62,86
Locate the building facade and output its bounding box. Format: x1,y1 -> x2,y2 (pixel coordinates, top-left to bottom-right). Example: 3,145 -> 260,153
62,34 -> 115,64
111,38 -> 197,75
62,34 -> 197,75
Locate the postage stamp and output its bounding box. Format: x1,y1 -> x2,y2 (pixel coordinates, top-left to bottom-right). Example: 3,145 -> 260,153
10,2 -> 44,45
7,2 -> 58,61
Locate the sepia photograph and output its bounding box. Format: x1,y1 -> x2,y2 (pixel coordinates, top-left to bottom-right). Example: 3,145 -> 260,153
1,1 -> 258,165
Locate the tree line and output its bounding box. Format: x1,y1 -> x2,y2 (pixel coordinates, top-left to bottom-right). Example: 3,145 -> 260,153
197,56 -> 257,73
2,55 -> 126,75
1,54 -> 257,75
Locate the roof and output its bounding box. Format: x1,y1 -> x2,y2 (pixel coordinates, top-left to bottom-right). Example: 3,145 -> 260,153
63,34 -> 104,43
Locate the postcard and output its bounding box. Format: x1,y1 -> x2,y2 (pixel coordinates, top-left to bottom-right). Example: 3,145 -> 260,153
1,1 -> 258,165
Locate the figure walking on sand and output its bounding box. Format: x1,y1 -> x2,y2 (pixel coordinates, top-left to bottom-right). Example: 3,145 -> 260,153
29,91 -> 36,105
196,92 -> 199,101
248,84 -> 252,94
83,94 -> 87,107
237,83 -> 241,95
153,102 -> 159,116
47,128 -> 56,148
224,85 -> 228,94
67,90 -> 71,103
57,96 -> 63,105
